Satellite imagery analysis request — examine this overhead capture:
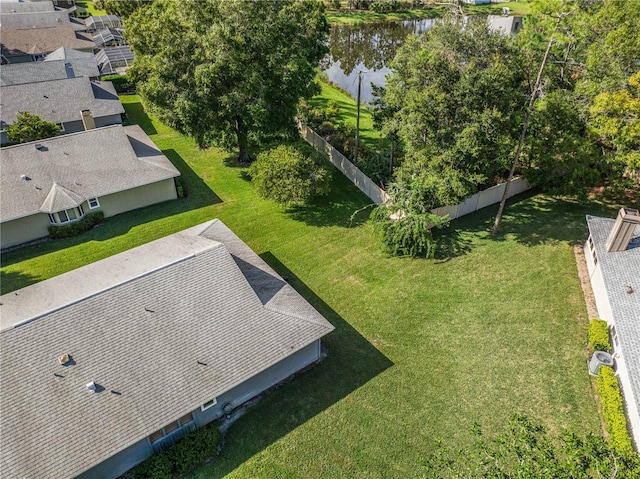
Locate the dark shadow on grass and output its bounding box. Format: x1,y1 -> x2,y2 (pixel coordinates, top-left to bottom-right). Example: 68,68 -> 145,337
120,96 -> 157,135
286,173 -> 373,227
193,252 -> 392,479
435,188 -> 623,253
0,270 -> 40,295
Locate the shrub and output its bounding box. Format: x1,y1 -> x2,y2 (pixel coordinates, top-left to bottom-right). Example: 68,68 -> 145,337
249,144 -> 332,205
48,212 -> 104,239
597,366 -> 634,455
133,425 -> 222,478
132,453 -> 172,479
174,177 -> 187,198
589,319 -> 611,351
6,112 -> 60,144
101,74 -> 135,93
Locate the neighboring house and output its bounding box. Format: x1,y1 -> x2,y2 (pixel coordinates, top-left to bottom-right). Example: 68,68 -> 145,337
0,0 -> 57,14
0,10 -> 85,31
0,25 -> 95,63
585,208 -> 640,450
0,218 -> 335,478
461,0 -> 491,4
0,75 -> 124,144
84,14 -> 122,33
44,45 -> 94,61
95,45 -> 134,75
0,57 -> 100,85
0,124 -> 180,249
487,15 -> 523,36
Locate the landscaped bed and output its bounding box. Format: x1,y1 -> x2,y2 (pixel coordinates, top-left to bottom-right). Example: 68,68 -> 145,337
1,95 -> 617,478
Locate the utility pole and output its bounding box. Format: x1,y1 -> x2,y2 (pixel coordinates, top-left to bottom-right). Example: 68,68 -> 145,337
354,70 -> 363,166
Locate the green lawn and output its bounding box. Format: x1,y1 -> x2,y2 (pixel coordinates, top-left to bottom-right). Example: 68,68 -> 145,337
310,81 -> 386,150
1,95 -> 614,478
326,1 -> 529,25
75,0 -> 107,16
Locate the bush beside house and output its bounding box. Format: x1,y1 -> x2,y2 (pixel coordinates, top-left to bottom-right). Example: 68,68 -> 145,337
589,319 -> 611,351
47,212 -> 104,239
597,366 -> 635,455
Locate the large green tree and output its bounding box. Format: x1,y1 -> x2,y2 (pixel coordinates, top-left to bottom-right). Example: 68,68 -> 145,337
6,112 -> 60,144
94,0 -> 155,18
379,18 -> 528,210
126,0 -> 329,162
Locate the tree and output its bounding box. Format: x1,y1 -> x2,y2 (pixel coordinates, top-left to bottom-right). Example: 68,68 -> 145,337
6,112 -> 60,144
248,144 -> 332,206
94,0 -> 155,18
589,71 -> 640,186
379,18 -> 528,211
126,0 -> 329,162
425,414 -> 640,479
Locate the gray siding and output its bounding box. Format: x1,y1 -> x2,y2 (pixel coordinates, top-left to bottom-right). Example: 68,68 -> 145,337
75,438 -> 152,479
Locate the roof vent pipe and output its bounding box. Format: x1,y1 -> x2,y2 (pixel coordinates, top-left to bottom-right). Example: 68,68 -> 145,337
86,382 -> 97,393
605,208 -> 640,252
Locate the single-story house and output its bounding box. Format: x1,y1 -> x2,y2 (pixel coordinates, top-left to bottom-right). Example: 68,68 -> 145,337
0,0 -> 56,14
0,57 -> 100,86
0,25 -> 95,63
0,75 -> 124,144
0,9 -> 85,31
0,219 -> 335,478
585,208 -> 640,450
44,45 -> 94,61
0,124 -> 180,249
95,45 -> 134,75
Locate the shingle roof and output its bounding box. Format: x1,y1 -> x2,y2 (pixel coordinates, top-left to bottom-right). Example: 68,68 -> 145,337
586,215 -> 640,423
0,1 -> 55,14
44,46 -> 94,61
0,25 -> 95,57
0,76 -> 124,129
0,58 -> 99,86
0,10 -> 75,30
0,219 -> 334,478
0,124 -> 179,222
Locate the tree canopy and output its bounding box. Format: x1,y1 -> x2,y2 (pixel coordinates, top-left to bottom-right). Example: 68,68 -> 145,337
6,112 -> 60,144
126,0 -> 329,162
377,18 -> 528,211
248,144 -> 332,205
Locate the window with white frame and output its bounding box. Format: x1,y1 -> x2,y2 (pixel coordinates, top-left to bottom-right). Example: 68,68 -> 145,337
201,397 -> 217,411
48,206 -> 84,224
88,197 -> 100,209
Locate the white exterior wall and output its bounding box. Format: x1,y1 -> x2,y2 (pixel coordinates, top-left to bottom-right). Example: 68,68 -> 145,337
585,236 -> 640,450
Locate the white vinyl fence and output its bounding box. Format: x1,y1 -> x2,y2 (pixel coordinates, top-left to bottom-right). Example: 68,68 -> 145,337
298,122 -> 531,222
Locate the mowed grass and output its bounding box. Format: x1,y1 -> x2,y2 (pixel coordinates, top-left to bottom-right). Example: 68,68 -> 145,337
310,81 -> 386,150
1,96 -> 613,477
76,0 -> 107,16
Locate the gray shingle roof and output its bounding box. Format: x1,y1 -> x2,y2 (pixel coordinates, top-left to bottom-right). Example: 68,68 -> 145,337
0,1 -> 55,14
0,25 -> 95,57
0,219 -> 334,478
586,215 -> 640,423
0,124 -> 179,222
45,46 -> 94,61
0,10 -> 73,30
0,58 -> 99,86
0,76 -> 124,129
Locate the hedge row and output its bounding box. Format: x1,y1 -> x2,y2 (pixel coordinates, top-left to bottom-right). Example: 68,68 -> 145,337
101,74 -> 135,94
597,366 -> 634,455
588,319 -> 611,351
132,424 -> 221,479
48,212 -> 104,239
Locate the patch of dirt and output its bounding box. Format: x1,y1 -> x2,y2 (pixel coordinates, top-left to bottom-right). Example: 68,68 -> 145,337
573,243 -> 599,320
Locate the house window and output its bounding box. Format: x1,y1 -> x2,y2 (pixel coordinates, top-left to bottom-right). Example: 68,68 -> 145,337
148,413 -> 195,444
49,207 -> 85,224
201,398 -> 217,411
88,197 -> 100,209
588,236 -> 597,266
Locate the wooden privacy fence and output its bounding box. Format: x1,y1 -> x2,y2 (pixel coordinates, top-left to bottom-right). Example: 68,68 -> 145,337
298,121 -> 531,222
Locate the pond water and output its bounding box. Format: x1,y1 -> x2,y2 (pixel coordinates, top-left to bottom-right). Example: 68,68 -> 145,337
320,19 -> 436,104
